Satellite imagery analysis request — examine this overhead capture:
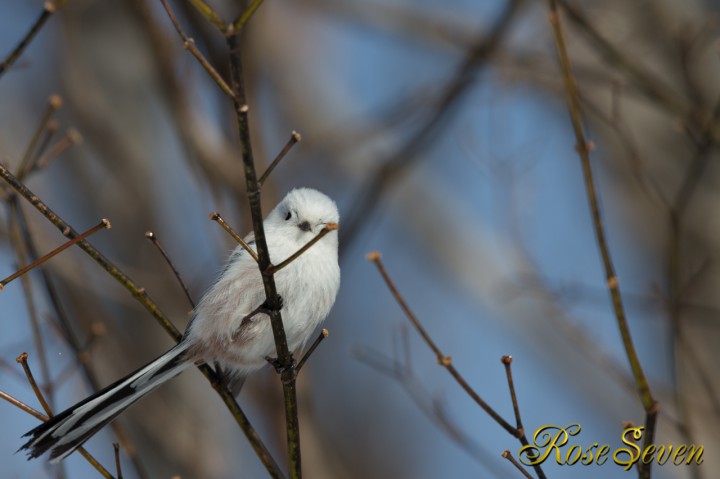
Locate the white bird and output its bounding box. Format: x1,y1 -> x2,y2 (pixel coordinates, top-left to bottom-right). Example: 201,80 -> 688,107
20,187 -> 341,462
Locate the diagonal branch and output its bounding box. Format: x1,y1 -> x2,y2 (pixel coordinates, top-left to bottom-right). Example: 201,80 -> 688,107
160,0 -> 234,99
113,443 -> 123,479
502,450 -> 533,479
210,211 -> 259,263
367,252 -> 518,436
368,252 -> 546,479
144,231 -> 195,309
0,218 -> 110,290
0,162 -> 183,341
5,199 -> 54,414
0,390 -> 46,421
232,0 -> 265,32
258,131 -> 301,186
0,1 -> 66,79
265,223 -> 338,275
295,329 -> 328,373
0,163 -> 285,478
187,0 -> 227,31
34,128 -> 82,171
8,190 -> 151,479
341,0 -> 524,246
501,356 -> 523,433
16,94 -> 62,180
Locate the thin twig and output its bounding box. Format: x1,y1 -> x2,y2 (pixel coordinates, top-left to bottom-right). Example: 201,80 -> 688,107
502,450 -> 533,479
501,355 -> 545,478
12,357 -> 115,478
76,448 -> 116,477
6,200 -> 54,412
145,231 -> 195,308
28,119 -> 59,173
546,4 -> 657,478
258,131 -> 301,186
0,219 -> 111,291
231,0 -> 265,32
17,94 -> 62,180
34,128 -> 82,170
160,0 -> 235,99
187,0 -> 227,31
0,162 -> 183,341
113,443 -> 123,479
210,212 -> 259,263
296,329 -> 328,373
367,251 -> 519,437
16,352 -> 52,416
0,390 -> 47,421
0,1 -> 65,79
265,223 -> 339,275
501,356 -> 523,433
547,0 -> 655,411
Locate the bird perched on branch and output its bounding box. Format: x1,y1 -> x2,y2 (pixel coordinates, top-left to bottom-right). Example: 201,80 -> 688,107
20,187 -> 340,462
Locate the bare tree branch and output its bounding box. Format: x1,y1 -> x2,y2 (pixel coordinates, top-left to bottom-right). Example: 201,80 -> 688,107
144,231 -> 195,309
367,251 -> 547,479
14,354 -> 115,478
546,3 -> 657,477
1,219 -> 110,291
0,162 -> 285,479
0,1 -> 66,79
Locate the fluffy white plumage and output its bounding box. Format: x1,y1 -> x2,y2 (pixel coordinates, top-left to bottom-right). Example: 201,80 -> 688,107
20,188 -> 340,462
186,187 -> 340,372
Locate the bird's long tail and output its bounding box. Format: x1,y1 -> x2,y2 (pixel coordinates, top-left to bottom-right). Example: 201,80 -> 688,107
20,342 -> 192,462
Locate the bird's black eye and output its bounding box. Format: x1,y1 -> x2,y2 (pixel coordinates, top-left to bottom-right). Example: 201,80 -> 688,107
285,211 -> 292,221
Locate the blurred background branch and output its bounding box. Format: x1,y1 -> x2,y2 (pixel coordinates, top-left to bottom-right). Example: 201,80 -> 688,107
0,0 -> 718,478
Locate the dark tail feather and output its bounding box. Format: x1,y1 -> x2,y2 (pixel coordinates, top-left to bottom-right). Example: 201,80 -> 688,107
20,342 -> 192,462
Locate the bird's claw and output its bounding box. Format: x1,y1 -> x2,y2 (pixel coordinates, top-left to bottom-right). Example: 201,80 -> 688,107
265,356 -> 297,383
259,295 -> 283,315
